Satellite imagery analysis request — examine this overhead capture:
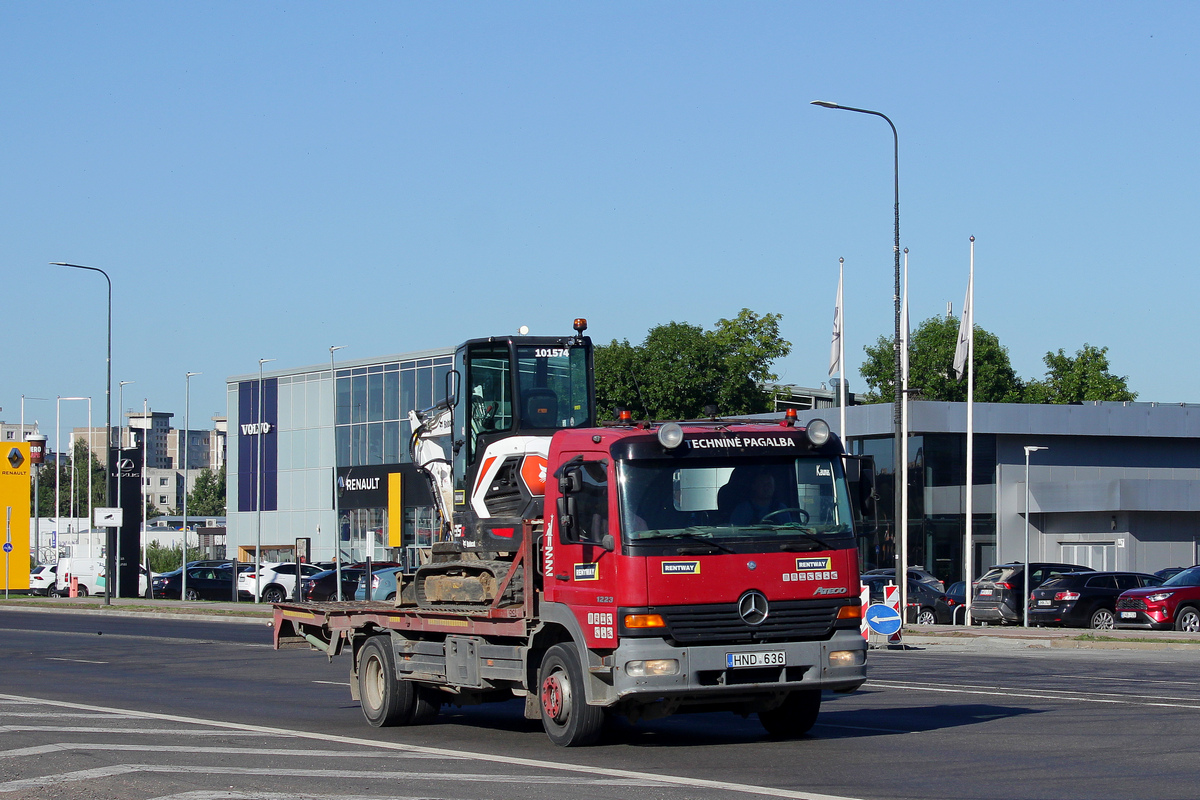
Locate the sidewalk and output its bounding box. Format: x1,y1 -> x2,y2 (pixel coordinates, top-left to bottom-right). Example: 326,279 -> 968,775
0,594 -> 273,625
2,595 -> 1199,650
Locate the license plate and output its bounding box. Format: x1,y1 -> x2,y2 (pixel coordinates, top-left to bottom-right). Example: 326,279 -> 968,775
1120,611 -> 1137,618
727,650 -> 785,668
979,589 -> 993,596
1037,600 -> 1052,606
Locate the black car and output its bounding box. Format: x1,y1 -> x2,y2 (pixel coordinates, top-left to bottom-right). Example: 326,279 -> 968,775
934,581 -> 967,624
1029,571 -> 1163,629
152,566 -> 237,600
861,575 -> 946,625
302,568 -> 367,602
971,562 -> 1093,625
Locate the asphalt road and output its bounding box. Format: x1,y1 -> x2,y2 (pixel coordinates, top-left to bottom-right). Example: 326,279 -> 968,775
0,608 -> 1197,800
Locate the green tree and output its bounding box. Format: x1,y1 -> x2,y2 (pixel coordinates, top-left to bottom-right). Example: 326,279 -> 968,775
186,465 -> 227,516
145,540 -> 208,573
594,309 -> 792,420
860,315 -> 1023,403
1024,344 -> 1136,403
31,440 -> 107,516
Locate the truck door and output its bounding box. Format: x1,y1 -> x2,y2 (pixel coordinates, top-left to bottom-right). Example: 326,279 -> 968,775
550,456 -> 618,649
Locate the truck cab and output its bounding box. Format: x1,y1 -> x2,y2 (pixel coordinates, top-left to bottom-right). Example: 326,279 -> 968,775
536,418 -> 867,738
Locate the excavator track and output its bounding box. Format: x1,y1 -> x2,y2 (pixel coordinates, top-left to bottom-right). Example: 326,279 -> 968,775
415,559 -> 524,608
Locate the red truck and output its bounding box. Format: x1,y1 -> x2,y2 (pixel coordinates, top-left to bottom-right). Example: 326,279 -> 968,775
273,324 -> 872,745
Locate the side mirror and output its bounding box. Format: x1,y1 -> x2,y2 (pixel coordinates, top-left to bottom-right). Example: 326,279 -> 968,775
556,495 -> 578,540
845,455 -> 877,518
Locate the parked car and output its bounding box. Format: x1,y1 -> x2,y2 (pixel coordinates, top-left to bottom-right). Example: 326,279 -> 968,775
1154,566 -> 1187,581
29,564 -> 57,596
152,566 -> 237,600
861,575 -> 946,625
862,567 -> 945,592
934,581 -> 967,624
971,562 -> 1093,625
1116,565 -> 1200,632
237,562 -> 326,603
353,566 -> 406,601
1029,571 -> 1163,629
303,567 -> 364,602
303,562 -> 403,602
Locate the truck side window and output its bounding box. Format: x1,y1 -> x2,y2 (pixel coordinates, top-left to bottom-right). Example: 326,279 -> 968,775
563,461 -> 608,544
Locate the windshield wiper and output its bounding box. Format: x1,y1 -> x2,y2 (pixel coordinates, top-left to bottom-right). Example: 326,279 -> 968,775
737,524 -> 837,551
637,529 -> 736,554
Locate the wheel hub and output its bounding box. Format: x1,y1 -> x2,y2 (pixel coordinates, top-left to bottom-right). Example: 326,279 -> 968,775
541,671 -> 569,722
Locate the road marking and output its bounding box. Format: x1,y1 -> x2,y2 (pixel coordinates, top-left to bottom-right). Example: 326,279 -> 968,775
0,764 -> 664,793
311,680 -> 350,686
46,657 -> 108,664
147,794 -> 459,800
0,693 -> 864,800
870,679 -> 1200,710
0,743 -> 459,760
5,627 -> 271,647
0,726 -> 278,736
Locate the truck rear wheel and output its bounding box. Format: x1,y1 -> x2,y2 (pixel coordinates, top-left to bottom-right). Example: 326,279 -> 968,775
538,644 -> 604,746
758,690 -> 821,738
358,637 -> 410,726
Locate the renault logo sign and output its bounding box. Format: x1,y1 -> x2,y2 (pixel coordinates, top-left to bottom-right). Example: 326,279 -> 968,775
7,448 -> 23,469
738,589 -> 769,626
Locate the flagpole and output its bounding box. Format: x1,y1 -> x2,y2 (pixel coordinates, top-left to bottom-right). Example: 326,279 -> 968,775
838,258 -> 846,441
900,248 -> 909,619
964,236 -> 976,625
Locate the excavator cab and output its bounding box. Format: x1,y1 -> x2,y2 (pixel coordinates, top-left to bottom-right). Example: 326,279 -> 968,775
408,320 -> 593,607
449,320 -> 594,538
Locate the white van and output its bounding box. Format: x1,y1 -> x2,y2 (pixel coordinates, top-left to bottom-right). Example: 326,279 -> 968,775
55,557 -> 105,597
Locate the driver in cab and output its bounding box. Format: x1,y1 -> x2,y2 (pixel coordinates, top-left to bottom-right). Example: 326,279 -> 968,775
730,471 -> 791,525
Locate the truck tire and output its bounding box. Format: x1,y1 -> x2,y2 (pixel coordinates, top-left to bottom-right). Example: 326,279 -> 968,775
758,689 -> 821,738
408,685 -> 440,725
538,644 -> 604,746
359,637 -> 407,726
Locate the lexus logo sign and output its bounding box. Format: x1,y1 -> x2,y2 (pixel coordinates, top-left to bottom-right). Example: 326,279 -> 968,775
737,589 -> 769,626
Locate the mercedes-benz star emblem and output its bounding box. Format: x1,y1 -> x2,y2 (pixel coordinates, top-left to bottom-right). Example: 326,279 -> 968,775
738,589 -> 769,626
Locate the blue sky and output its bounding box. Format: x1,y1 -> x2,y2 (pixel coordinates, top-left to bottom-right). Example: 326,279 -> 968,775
5,3 -> 1198,439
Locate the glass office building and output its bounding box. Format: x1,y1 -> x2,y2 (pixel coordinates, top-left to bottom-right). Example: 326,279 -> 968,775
226,347 -> 453,564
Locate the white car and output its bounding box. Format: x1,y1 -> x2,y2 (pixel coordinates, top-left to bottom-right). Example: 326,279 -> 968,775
238,562 -> 325,603
29,564 -> 57,596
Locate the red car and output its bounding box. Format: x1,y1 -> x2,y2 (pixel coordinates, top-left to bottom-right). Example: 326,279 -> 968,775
1115,565 -> 1200,632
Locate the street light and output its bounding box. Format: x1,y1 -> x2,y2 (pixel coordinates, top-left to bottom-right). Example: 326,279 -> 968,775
330,345 -> 346,601
811,100 -> 903,608
52,262 -> 114,605
1023,445 -> 1049,628
181,372 -> 201,603
255,358 -> 275,603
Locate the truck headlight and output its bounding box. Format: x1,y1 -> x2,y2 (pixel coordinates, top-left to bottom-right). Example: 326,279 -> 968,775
625,659 -> 679,677
829,650 -> 864,667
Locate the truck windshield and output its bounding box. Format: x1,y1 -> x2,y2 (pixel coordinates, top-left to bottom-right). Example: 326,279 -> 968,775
514,345 -> 591,430
618,455 -> 855,552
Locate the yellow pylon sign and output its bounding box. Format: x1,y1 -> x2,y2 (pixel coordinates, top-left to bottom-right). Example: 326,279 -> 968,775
0,443 -> 31,591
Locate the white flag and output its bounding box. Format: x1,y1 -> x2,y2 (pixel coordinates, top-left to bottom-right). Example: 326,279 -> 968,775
952,272 -> 972,380
829,270 -> 843,377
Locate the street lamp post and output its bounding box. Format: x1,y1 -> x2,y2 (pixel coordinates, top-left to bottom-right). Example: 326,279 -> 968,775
255,358 -> 275,603
1023,445 -> 1048,628
181,372 -> 201,603
51,263 -> 114,605
811,101 -> 903,606
329,345 -> 346,601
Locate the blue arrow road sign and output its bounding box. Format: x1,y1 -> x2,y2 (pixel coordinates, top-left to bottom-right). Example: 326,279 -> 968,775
2,543 -> 11,553
864,603 -> 903,636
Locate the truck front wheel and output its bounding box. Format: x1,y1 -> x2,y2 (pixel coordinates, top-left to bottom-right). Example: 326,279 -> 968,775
758,690 -> 821,738
538,644 -> 604,746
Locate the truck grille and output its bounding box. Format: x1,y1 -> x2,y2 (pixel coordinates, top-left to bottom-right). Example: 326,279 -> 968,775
657,599 -> 843,645
1117,597 -> 1147,610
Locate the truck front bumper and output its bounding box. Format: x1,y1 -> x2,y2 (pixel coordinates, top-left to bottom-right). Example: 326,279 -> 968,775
603,629 -> 867,706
